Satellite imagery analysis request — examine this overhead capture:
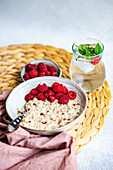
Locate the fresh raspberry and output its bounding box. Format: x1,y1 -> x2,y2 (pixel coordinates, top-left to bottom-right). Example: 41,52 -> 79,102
32,64 -> 38,70
44,92 -> 49,98
29,70 -> 38,78
67,91 -> 76,100
25,93 -> 34,101
45,71 -> 51,76
37,83 -> 48,92
48,86 -> 52,90
49,96 -> 56,102
60,84 -> 64,90
47,90 -> 54,96
52,82 -> 59,86
48,66 -> 56,73
46,64 -> 50,70
51,72 -> 58,77
38,63 -> 47,72
59,95 -> 69,104
25,63 -> 34,72
44,90 -> 54,98
38,72 -> 45,77
56,93 -> 63,99
62,86 -> 68,94
37,93 -> 46,101
30,88 -> 38,96
91,56 -> 100,65
23,72 -> 30,81
52,82 -> 63,93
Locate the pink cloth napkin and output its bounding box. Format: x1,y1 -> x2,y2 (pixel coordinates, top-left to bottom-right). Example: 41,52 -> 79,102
0,90 -> 77,170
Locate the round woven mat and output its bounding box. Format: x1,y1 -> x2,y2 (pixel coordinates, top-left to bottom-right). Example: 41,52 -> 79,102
0,44 -> 112,153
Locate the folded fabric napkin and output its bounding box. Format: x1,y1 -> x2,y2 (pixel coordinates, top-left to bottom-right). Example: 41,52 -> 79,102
0,90 -> 77,170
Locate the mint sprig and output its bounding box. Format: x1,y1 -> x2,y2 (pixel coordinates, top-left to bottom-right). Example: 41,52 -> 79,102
75,43 -> 102,60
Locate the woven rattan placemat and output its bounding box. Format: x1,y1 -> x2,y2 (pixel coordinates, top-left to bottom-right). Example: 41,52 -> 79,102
0,44 -> 112,153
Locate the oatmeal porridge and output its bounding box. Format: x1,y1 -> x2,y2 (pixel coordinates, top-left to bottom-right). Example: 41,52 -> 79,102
19,98 -> 80,130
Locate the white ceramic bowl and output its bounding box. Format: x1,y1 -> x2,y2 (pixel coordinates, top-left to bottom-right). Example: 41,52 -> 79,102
21,59 -> 62,81
6,77 -> 88,135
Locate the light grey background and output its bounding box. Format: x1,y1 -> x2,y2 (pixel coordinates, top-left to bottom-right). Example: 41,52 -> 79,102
0,0 -> 113,169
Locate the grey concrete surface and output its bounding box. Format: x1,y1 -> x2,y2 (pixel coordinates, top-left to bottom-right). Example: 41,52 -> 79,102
0,0 -> 113,169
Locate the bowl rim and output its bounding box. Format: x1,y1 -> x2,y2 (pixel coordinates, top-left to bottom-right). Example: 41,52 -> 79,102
6,77 -> 88,133
21,59 -> 62,81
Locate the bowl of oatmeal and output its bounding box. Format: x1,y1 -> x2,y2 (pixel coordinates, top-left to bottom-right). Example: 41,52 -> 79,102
6,77 -> 88,135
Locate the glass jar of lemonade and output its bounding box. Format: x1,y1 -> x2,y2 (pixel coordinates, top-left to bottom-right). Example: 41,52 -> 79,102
70,38 -> 106,92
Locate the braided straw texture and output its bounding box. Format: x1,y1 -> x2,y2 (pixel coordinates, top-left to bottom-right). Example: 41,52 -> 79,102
0,44 -> 112,153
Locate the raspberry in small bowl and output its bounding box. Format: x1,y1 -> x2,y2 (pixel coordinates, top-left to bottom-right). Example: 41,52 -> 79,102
21,59 -> 62,81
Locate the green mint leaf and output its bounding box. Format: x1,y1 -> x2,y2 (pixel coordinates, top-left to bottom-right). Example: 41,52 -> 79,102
84,46 -> 94,60
88,46 -> 94,53
78,45 -> 86,55
78,49 -> 85,55
74,45 -> 78,47
94,43 -> 102,55
85,47 -> 94,56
